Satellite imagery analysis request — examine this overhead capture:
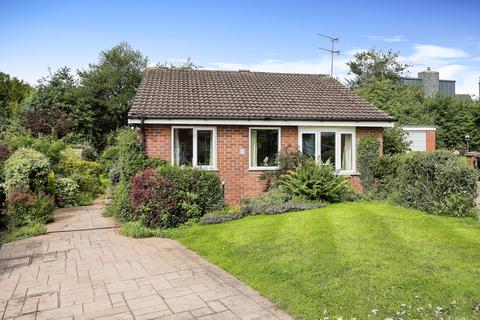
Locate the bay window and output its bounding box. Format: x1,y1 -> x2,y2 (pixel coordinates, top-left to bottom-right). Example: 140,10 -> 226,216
299,128 -> 355,174
250,128 -> 280,169
173,127 -> 216,169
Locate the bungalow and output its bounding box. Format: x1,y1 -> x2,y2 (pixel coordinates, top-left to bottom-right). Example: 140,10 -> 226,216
128,68 -> 395,204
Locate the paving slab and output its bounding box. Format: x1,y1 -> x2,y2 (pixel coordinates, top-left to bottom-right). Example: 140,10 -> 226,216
0,201 -> 292,319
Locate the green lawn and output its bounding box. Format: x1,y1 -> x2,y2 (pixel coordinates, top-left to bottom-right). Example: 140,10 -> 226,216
172,202 -> 480,320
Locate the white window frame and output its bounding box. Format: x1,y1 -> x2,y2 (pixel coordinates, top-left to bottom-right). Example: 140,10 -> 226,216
249,127 -> 281,171
298,127 -> 356,175
171,126 -> 217,170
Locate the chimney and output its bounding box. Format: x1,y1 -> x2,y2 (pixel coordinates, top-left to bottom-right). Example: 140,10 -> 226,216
418,67 -> 440,97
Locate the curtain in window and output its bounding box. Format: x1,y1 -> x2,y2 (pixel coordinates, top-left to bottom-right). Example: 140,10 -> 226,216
341,134 -> 352,170
251,130 -> 257,166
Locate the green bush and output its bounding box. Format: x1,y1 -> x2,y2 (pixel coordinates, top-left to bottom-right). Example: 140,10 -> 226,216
260,151 -> 310,190
119,221 -> 170,238
116,128 -> 149,182
5,191 -> 54,228
130,166 -> 224,229
394,151 -> 478,217
240,188 -> 324,215
100,145 -> 120,175
1,222 -> 46,244
4,148 -> 51,195
279,160 -> 350,203
357,136 -> 381,192
73,192 -> 94,206
55,177 -> 79,207
81,144 -> 98,161
6,133 -> 67,164
104,180 -> 134,222
58,159 -> 102,195
383,126 -> 411,155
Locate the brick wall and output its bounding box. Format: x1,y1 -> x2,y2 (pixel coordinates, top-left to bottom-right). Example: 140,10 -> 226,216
141,125 -> 383,203
426,130 -> 436,152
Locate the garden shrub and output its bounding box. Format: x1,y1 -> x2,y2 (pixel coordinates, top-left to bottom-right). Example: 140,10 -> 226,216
100,145 -> 120,175
383,126 -> 411,155
1,222 -> 46,244
201,207 -> 244,225
104,180 -> 134,222
279,160 -> 350,203
58,159 -> 102,195
130,166 -> 224,229
6,133 -> 67,164
260,151 -> 310,190
55,177 -> 79,207
5,191 -> 54,228
74,192 -> 94,206
3,148 -> 51,195
81,144 -> 98,161
240,189 -> 324,215
357,135 -> 381,192
116,128 -> 149,182
395,151 -> 478,217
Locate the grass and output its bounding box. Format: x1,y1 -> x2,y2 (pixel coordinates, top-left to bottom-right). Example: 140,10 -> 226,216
0,222 -> 46,244
119,221 -> 172,238
172,202 -> 480,320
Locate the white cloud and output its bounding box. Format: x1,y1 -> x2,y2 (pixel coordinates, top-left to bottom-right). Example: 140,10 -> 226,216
368,35 -> 407,43
406,44 -> 468,62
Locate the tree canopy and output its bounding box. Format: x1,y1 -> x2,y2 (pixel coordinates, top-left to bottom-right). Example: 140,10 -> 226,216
347,48 -> 409,88
0,72 -> 31,130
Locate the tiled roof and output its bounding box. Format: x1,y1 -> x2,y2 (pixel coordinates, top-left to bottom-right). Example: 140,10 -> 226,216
128,68 -> 394,122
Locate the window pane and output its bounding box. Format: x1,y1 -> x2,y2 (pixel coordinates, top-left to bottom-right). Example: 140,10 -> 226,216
302,133 -> 316,159
197,130 -> 213,166
341,134 -> 352,170
251,129 -> 278,167
174,128 -> 193,166
320,132 -> 335,164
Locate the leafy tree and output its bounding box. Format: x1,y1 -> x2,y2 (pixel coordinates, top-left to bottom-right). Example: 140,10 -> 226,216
0,72 -> 31,129
347,49 -> 409,88
156,57 -> 202,70
425,96 -> 480,150
21,67 -> 81,138
79,42 -> 148,148
355,77 -> 433,125
383,126 -> 411,154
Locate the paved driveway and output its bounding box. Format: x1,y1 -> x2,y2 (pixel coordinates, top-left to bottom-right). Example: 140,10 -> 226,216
0,203 -> 292,320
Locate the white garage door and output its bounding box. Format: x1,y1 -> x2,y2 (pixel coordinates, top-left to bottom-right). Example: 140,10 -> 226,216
406,130 -> 427,151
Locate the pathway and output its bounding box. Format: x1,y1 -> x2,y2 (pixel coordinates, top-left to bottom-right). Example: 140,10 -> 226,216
0,202 -> 292,320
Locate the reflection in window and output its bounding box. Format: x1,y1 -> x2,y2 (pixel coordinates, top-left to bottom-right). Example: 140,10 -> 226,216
174,128 -> 193,166
321,132 -> 335,164
197,130 -> 213,166
341,134 -> 352,170
251,129 -> 279,167
302,133 -> 316,159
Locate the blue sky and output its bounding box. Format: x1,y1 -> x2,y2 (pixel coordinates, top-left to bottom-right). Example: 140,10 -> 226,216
1,0 -> 479,95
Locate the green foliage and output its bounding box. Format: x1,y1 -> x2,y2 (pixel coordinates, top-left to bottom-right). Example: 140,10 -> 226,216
1,222 -> 45,244
239,189 -> 323,216
4,148 -> 51,195
279,160 -> 350,203
81,144 -> 98,161
200,207 -> 244,225
5,191 -> 54,228
115,128 -> 149,182
357,136 -> 381,192
394,151 -> 478,217
190,170 -> 225,215
21,67 -> 83,138
383,126 -> 411,154
73,192 -> 94,206
355,77 -> 431,125
4,133 -> 67,164
58,159 -> 103,195
104,180 -> 134,222
347,49 -> 409,88
99,145 -> 120,174
260,151 -> 310,190
55,177 -> 79,207
119,221 -> 171,238
0,71 -> 31,129
425,96 -> 480,150
79,42 -> 148,148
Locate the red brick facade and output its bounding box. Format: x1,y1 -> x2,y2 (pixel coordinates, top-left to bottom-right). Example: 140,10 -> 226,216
142,124 -> 384,203
426,130 -> 436,152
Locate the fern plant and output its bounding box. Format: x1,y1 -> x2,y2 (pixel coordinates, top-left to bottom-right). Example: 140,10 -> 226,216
279,160 -> 350,203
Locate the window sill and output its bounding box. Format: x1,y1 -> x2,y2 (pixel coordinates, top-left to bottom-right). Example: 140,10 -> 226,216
248,166 -> 279,171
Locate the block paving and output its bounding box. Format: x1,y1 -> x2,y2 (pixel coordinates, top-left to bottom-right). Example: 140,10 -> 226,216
0,202 -> 292,320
